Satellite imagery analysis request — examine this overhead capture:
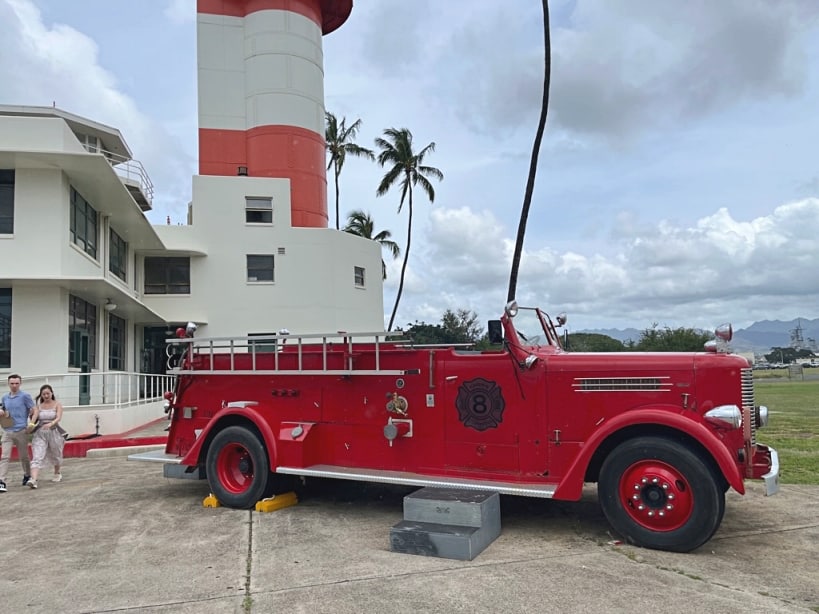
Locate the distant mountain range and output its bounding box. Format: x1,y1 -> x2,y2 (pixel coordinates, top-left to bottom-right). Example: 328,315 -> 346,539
580,327 -> 643,344
731,318 -> 819,353
581,318 -> 819,354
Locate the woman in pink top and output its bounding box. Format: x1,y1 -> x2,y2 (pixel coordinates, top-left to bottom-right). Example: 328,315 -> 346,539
27,384 -> 65,489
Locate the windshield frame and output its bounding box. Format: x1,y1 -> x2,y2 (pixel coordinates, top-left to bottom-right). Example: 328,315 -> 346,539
508,305 -> 562,349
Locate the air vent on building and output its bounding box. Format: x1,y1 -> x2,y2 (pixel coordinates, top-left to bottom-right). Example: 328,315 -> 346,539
277,247 -> 286,255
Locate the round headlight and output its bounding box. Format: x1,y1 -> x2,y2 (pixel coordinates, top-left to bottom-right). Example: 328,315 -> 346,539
715,323 -> 733,342
705,405 -> 742,429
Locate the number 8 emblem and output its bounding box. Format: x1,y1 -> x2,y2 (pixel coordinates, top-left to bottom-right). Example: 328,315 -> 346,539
455,378 -> 506,431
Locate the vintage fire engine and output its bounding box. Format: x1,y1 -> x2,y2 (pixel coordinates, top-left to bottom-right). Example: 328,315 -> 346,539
141,301 -> 779,552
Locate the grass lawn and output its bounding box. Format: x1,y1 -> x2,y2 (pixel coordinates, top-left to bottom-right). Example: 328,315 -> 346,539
754,377 -> 819,485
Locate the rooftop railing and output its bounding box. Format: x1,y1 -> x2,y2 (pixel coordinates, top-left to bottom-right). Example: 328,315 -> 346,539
82,143 -> 155,210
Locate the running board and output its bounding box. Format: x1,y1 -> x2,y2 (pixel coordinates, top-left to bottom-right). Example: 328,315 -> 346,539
127,449 -> 183,464
276,465 -> 557,498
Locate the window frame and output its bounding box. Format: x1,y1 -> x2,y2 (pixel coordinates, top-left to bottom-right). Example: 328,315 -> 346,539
70,187 -> 98,259
144,257 -> 191,295
354,266 -> 366,288
109,228 -> 128,281
0,169 -> 14,235
245,196 -> 273,224
248,332 -> 279,353
246,254 -> 275,283
0,288 -> 11,368
108,313 -> 126,370
68,295 -> 97,369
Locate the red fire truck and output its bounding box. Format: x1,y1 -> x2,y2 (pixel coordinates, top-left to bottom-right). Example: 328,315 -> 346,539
143,301 -> 779,552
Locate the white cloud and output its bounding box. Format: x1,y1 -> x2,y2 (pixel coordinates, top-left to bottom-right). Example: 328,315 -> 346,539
413,0 -> 819,141
391,199 -> 819,331
0,0 -> 195,223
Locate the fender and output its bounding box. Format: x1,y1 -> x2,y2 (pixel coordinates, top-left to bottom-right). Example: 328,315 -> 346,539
552,408 -> 745,500
179,404 -> 278,467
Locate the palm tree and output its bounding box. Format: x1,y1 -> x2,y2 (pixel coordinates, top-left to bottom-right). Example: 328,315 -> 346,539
507,0 -> 551,303
325,112 -> 375,229
375,127 -> 443,331
343,210 -> 400,280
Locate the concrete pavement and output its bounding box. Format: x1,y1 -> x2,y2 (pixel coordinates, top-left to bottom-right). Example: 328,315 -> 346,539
0,455 -> 817,613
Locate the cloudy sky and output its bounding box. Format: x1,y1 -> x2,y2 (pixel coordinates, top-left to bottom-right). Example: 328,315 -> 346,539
1,0 -> 818,333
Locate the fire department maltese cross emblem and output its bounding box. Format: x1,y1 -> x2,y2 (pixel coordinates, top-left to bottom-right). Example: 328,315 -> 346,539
455,378 -> 505,431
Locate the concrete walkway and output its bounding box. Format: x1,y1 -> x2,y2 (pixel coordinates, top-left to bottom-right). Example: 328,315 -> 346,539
0,455 -> 816,613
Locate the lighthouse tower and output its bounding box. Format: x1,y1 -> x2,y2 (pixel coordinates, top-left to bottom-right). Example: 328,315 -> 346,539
196,0 -> 353,227
150,0 -> 383,337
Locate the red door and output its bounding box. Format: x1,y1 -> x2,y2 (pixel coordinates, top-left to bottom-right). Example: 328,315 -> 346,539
442,352 -> 524,475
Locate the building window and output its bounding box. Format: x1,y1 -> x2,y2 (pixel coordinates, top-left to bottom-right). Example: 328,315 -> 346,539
247,254 -> 274,282
109,314 -> 126,370
70,187 -> 98,259
0,288 -> 10,368
354,266 -> 366,288
248,332 -> 278,353
69,295 -> 97,369
0,170 -> 14,234
109,229 -> 127,281
246,197 -> 272,224
144,257 -> 190,294
78,133 -> 101,153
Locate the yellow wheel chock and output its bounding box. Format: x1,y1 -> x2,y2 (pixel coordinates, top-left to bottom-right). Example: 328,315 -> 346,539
255,491 -> 298,513
203,493 -> 221,508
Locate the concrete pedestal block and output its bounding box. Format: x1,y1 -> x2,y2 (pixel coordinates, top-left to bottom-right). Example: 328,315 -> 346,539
390,488 -> 501,560
404,487 -> 500,527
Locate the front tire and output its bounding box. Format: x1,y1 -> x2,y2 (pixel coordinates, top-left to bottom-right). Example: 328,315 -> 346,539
206,426 -> 270,509
598,436 -> 724,552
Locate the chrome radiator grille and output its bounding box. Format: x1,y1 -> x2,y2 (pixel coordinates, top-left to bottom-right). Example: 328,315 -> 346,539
741,368 -> 756,444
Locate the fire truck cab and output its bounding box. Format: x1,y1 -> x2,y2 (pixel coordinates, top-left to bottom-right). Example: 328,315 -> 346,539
137,301 -> 779,552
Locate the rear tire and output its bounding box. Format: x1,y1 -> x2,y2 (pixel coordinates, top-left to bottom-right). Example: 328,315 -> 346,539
598,436 -> 724,552
206,426 -> 270,509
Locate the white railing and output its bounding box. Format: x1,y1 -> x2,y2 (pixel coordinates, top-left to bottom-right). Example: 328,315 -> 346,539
22,371 -> 175,410
83,144 -> 155,205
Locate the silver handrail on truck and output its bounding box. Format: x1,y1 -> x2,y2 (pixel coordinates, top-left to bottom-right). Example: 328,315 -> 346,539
165,330 -> 414,376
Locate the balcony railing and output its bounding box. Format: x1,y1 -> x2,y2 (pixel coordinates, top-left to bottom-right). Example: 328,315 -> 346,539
23,371 -> 175,409
83,143 -> 155,211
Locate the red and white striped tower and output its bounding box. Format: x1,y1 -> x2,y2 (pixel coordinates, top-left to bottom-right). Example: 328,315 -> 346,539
196,0 -> 352,227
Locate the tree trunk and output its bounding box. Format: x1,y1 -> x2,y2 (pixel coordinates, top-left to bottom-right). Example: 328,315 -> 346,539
507,0 -> 551,303
388,186 -> 412,331
334,161 -> 341,229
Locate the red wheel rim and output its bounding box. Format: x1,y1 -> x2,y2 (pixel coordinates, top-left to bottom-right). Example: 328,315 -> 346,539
216,442 -> 255,494
618,460 -> 694,531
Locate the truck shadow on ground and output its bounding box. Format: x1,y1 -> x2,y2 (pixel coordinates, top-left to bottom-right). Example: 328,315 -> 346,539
290,477 -> 611,541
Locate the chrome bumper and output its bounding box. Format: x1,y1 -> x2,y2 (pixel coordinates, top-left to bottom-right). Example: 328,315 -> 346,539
762,447 -> 780,496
